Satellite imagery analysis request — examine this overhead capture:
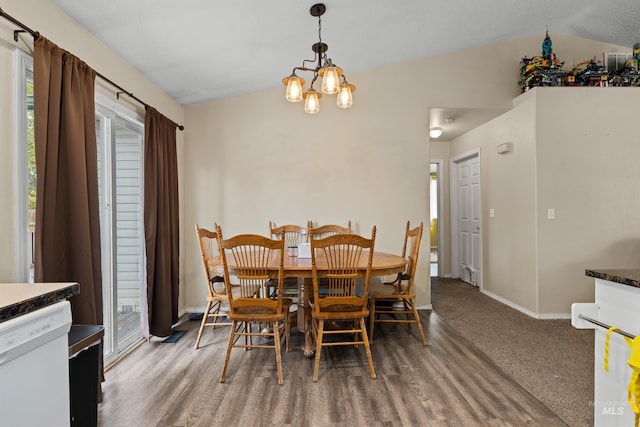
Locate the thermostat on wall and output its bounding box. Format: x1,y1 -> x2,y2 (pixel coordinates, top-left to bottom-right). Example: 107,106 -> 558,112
497,142 -> 513,154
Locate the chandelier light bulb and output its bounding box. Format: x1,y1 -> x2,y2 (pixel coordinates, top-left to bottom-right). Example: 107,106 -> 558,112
285,75 -> 304,103
336,83 -> 354,109
321,66 -> 341,94
303,88 -> 321,114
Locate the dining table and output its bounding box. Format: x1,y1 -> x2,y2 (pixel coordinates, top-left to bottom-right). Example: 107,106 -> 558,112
209,249 -> 407,357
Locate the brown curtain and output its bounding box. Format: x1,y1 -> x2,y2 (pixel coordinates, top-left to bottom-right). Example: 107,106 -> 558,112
144,107 -> 179,337
33,36 -> 103,327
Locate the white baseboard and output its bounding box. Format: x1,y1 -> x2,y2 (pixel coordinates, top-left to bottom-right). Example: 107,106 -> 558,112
480,288 -> 570,320
537,312 -> 571,320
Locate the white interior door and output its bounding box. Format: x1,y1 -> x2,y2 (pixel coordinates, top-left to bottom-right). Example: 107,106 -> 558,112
451,150 -> 482,287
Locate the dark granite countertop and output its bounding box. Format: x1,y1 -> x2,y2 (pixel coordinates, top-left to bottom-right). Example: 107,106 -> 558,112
585,269 -> 640,288
0,282 -> 80,323
69,325 -> 104,356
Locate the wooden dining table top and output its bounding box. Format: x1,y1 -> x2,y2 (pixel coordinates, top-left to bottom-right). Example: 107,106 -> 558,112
208,249 -> 407,279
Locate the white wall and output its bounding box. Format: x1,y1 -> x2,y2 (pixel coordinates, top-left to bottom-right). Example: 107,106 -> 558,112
536,87 -> 640,314
450,87 -> 640,317
451,95 -> 539,313
184,33 -> 617,311
184,84 -> 432,308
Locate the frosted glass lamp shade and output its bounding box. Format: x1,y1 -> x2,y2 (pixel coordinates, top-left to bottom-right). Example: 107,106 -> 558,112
283,75 -> 305,102
320,66 -> 342,94
336,83 -> 355,109
303,88 -> 322,114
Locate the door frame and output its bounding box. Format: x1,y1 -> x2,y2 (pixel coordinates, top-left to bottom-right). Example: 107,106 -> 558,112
449,148 -> 482,288
430,159 -> 445,276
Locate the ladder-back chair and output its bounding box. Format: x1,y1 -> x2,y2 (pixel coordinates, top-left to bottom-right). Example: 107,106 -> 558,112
368,221 -> 427,345
309,226 -> 377,382
268,221 -> 308,298
218,228 -> 292,385
307,220 -> 351,239
194,224 -> 232,349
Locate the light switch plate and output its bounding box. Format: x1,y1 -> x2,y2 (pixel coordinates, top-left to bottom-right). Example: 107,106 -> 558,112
547,208 -> 556,220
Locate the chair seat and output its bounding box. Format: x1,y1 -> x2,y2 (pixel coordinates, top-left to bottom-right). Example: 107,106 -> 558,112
205,284 -> 242,302
228,298 -> 293,322
205,294 -> 226,303
370,282 -> 414,299
311,297 -> 369,320
311,308 -> 369,321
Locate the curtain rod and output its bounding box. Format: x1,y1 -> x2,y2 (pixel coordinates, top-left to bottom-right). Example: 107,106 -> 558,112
0,7 -> 184,131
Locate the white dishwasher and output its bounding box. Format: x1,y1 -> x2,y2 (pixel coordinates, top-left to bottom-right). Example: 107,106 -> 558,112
0,300 -> 72,427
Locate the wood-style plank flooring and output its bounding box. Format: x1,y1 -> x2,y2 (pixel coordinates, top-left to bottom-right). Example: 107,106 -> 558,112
98,311 -> 565,426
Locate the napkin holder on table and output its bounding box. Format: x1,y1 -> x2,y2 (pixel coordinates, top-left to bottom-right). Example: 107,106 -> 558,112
298,243 -> 311,258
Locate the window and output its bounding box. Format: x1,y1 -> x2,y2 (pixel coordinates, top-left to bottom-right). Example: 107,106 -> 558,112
16,50 -> 34,283
604,52 -> 632,74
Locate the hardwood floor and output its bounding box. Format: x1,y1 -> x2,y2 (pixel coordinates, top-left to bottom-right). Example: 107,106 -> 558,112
98,311 -> 565,426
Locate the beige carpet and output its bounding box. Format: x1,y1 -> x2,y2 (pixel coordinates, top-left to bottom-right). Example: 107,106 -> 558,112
431,277 -> 594,427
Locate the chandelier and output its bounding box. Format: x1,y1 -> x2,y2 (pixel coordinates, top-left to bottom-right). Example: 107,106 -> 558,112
282,3 -> 355,114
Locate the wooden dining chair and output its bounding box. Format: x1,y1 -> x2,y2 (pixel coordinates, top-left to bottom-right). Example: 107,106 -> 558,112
368,221 -> 427,345
307,220 -> 351,239
218,227 -> 292,385
269,221 -> 308,294
309,226 -> 377,382
193,224 -> 233,349
269,221 -> 308,247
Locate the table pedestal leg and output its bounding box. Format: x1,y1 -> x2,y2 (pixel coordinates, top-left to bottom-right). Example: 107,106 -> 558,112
298,278 -> 315,358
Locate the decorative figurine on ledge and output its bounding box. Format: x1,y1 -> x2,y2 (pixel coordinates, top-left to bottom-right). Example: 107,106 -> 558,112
519,30 -> 565,92
519,32 -> 640,90
575,57 -> 608,86
612,42 -> 640,86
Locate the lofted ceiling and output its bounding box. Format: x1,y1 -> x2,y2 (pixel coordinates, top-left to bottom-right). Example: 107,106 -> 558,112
49,0 -> 640,108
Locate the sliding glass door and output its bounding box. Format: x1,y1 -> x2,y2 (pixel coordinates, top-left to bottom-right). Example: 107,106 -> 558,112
96,103 -> 145,365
